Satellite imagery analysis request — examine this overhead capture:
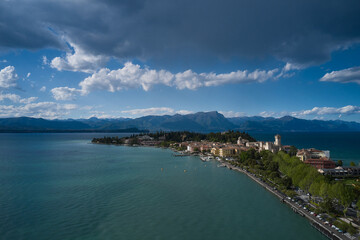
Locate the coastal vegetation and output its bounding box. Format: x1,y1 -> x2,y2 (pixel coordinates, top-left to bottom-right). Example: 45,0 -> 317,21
232,148 -> 360,234
233,149 -> 360,215
92,131 -> 256,145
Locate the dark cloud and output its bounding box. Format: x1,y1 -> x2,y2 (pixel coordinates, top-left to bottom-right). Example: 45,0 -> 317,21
1,0 -> 360,66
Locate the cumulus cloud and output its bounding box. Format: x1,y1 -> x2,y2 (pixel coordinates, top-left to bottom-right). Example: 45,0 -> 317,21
292,105 -> 360,117
0,92 -> 38,104
219,111 -> 246,118
78,62 -> 278,93
0,92 -> 21,102
319,66 -> 360,84
1,1 -> 360,66
120,107 -> 193,117
0,66 -> 18,88
50,42 -> 109,73
259,111 -> 277,118
40,86 -> 46,92
0,102 -> 77,119
51,87 -> 84,101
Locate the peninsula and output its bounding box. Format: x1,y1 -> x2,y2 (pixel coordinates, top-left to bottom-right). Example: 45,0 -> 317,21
93,131 -> 360,239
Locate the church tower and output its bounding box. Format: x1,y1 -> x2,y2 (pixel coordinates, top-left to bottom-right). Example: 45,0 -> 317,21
274,134 -> 281,146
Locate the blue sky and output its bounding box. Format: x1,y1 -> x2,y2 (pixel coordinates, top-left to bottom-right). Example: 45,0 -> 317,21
1,0 -> 360,121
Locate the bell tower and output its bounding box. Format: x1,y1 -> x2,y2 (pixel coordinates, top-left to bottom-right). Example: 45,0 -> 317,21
274,134 -> 281,146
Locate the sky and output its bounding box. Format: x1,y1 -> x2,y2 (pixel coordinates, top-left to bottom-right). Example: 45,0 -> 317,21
0,0 -> 360,121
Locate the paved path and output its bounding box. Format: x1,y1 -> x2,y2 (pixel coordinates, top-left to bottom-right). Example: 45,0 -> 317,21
220,161 -> 350,240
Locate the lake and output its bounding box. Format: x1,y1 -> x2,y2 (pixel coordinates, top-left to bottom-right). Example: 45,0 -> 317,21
0,133 -> 341,240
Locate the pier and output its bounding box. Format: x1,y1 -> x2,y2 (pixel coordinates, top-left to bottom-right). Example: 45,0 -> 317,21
172,154 -> 191,157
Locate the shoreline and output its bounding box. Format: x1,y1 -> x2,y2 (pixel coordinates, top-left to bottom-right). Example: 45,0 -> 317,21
218,160 -> 348,240
92,142 -> 350,240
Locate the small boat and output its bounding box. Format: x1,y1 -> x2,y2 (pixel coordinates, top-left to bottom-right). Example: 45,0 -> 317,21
200,156 -> 211,162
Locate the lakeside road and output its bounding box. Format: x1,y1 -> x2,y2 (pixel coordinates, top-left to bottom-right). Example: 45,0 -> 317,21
219,161 -> 351,240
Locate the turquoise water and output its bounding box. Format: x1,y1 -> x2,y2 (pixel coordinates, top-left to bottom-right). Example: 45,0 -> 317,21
252,132 -> 360,165
0,133 -> 328,240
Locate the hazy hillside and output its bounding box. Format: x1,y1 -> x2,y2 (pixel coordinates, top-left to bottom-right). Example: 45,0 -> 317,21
0,112 -> 360,132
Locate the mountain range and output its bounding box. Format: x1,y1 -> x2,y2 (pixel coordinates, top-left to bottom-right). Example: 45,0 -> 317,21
0,111 -> 360,133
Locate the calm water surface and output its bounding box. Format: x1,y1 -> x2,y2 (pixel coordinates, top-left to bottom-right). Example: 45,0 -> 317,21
252,132 -> 360,165
0,133 -> 330,240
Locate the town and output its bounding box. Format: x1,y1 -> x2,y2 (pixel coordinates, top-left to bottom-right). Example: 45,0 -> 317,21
92,131 -> 360,240
98,132 -> 360,178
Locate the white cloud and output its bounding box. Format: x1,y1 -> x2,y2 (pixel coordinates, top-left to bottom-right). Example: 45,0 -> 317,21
87,113 -> 119,119
259,111 -> 277,118
0,102 -> 77,119
175,110 -> 194,115
0,92 -> 37,104
292,105 -> 360,117
320,66 -> 360,84
78,62 -> 278,94
50,42 -> 109,73
120,107 -> 193,118
0,66 -> 18,88
275,62 -> 304,79
121,107 -> 175,116
51,87 -> 83,101
79,62 -> 173,93
42,56 -> 48,65
219,111 -> 246,118
19,97 -> 38,104
0,92 -> 21,102
283,62 -> 304,72
40,86 -> 46,92
0,59 -> 7,63
26,72 -> 31,78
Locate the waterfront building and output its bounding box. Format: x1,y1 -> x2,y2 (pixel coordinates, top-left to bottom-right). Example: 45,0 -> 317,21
219,147 -> 236,157
200,145 -> 211,152
138,135 -> 154,141
211,147 -> 220,156
304,158 -> 336,169
246,142 -> 259,148
318,166 -> 360,177
282,145 -> 292,153
296,148 -> 330,162
246,134 -> 282,153
237,137 -> 249,146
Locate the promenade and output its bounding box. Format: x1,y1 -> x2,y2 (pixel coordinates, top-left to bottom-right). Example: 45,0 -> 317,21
220,161 -> 351,240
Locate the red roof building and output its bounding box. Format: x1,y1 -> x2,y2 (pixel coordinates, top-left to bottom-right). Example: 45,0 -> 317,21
304,158 -> 336,169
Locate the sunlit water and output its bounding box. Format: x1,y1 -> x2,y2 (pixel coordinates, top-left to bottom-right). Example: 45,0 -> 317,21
0,133 -> 331,240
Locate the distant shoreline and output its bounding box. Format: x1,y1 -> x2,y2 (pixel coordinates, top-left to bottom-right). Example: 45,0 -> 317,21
0,129 -> 148,133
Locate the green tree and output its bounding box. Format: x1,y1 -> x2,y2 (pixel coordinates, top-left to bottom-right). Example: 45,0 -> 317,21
266,161 -> 279,172
319,198 -> 335,214
350,161 -> 356,167
337,160 -> 343,166
281,176 -> 292,189
356,199 -> 360,220
129,138 -> 139,145
289,146 -> 297,157
332,183 -> 356,217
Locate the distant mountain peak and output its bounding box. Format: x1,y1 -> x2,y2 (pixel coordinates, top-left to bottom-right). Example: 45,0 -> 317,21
279,115 -> 296,121
0,112 -> 359,132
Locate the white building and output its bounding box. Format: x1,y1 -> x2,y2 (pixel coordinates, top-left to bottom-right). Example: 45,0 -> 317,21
246,134 -> 282,153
